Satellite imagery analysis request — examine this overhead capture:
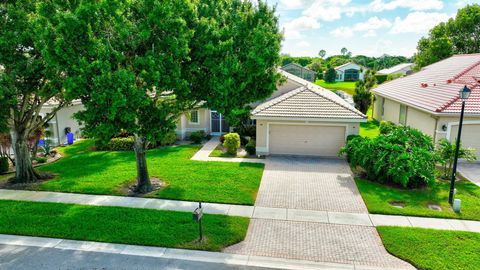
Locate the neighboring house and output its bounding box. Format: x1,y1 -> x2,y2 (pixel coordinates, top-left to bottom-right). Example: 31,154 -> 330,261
280,62 -> 316,82
334,62 -> 365,82
377,63 -> 414,76
40,100 -> 84,146
373,54 -> 480,158
252,70 -> 367,157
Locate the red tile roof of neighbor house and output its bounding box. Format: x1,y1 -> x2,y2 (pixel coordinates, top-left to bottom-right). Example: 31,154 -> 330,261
374,54 -> 480,115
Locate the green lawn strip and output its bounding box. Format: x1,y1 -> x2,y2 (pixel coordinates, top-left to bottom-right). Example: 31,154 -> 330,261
0,200 -> 249,251
356,178 -> 480,220
314,79 -> 356,95
36,140 -> 264,205
359,120 -> 380,138
378,226 -> 480,270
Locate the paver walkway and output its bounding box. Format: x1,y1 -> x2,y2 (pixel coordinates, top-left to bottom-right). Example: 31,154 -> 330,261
458,161 -> 480,187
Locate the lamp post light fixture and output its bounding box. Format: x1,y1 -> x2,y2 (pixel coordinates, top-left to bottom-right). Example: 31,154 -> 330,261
448,85 -> 471,204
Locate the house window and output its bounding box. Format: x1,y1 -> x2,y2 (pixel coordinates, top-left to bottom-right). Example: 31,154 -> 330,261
344,69 -> 359,81
399,105 -> 407,125
190,110 -> 199,124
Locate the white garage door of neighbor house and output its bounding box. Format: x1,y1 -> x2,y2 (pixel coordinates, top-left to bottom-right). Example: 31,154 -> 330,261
450,124 -> 480,158
269,124 -> 346,157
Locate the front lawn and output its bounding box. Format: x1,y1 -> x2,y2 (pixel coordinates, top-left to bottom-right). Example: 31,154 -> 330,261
356,178 -> 480,220
378,226 -> 480,270
0,200 -> 248,251
315,79 -> 356,95
359,120 -> 380,138
31,140 -> 263,205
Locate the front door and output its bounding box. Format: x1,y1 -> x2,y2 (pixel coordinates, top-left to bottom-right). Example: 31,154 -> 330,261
211,111 -> 229,134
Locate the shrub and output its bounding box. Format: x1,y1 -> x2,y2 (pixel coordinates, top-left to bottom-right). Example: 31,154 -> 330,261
0,157 -> 8,173
35,157 -> 48,164
190,131 -> 206,144
219,134 -> 225,143
324,67 -> 336,83
245,139 -> 256,156
379,121 -> 396,135
340,125 -> 436,188
436,139 -> 477,179
346,134 -> 360,142
159,131 -> 176,146
375,74 -> 388,84
234,125 -> 256,138
240,136 -> 249,146
97,137 -> 135,151
49,150 -> 58,157
223,133 -> 241,155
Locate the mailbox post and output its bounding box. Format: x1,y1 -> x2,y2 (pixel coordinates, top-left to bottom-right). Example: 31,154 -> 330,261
192,202 -> 203,241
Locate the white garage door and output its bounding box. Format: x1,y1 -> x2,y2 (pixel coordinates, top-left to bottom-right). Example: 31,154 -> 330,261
450,124 -> 480,158
269,124 -> 346,157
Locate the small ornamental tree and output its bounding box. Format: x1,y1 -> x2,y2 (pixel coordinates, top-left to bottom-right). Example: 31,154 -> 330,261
436,139 -> 477,179
223,133 -> 241,155
324,68 -> 337,83
353,69 -> 376,114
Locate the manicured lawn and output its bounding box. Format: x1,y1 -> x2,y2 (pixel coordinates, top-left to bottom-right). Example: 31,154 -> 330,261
359,120 -> 380,138
35,140 -> 264,205
315,79 -> 356,95
0,200 -> 248,251
378,226 -> 480,270
356,178 -> 480,220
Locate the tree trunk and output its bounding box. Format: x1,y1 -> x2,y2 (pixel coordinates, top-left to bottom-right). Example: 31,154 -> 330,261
12,130 -> 42,183
133,135 -> 152,193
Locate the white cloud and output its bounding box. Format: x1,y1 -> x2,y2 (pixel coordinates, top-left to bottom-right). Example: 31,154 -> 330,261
455,0 -> 478,8
363,30 -> 377,37
282,16 -> 321,39
297,41 -> 311,48
330,27 -> 354,38
369,0 -> 444,12
302,0 -> 351,21
390,12 -> 452,34
353,17 -> 392,31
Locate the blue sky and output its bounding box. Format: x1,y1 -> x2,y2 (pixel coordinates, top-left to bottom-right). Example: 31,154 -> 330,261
266,0 -> 480,57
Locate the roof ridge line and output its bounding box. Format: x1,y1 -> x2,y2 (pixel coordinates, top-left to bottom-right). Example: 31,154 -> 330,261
451,59 -> 480,83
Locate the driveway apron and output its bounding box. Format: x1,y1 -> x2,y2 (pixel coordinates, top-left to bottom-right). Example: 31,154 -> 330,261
225,156 -> 414,269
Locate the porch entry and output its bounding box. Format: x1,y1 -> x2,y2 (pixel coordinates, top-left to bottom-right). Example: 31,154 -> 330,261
210,111 -> 229,134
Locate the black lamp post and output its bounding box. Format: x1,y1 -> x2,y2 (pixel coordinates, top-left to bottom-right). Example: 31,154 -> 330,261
448,85 -> 471,204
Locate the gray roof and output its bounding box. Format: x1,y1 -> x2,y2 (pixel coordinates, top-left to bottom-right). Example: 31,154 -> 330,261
377,63 -> 413,75
252,72 -> 366,120
281,62 -> 316,73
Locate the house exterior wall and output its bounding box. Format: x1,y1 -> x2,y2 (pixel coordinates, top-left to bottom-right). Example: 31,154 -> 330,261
176,108 -> 211,139
335,63 -> 365,82
255,119 -> 360,155
40,104 -> 84,146
405,107 -> 436,138
381,98 -> 401,124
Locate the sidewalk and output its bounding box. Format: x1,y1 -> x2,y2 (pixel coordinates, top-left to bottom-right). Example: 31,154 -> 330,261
0,189 -> 479,233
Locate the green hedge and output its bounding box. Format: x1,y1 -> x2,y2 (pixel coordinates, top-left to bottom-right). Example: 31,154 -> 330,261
189,131 -> 206,144
96,131 -> 177,151
375,74 -> 388,84
0,157 -> 8,173
245,139 -> 256,156
340,125 -> 436,188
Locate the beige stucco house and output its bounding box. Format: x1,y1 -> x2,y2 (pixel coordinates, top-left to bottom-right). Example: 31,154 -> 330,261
334,62 -> 366,82
252,70 -> 366,157
373,54 -> 480,158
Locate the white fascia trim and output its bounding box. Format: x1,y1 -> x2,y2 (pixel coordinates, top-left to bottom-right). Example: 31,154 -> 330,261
446,120 -> 480,141
251,116 -> 367,123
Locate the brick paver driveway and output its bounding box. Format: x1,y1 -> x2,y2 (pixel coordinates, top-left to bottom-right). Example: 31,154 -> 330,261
225,156 -> 413,269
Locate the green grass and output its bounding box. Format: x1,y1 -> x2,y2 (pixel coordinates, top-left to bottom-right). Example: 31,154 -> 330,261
356,178 -> 480,220
35,140 -> 264,205
359,120 -> 380,138
315,79 -> 357,95
0,200 -> 248,251
378,226 -> 480,270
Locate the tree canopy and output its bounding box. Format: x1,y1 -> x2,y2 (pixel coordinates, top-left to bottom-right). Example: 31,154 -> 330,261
414,4 -> 480,69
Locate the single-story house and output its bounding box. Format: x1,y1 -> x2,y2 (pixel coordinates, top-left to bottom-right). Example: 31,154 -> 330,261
334,62 -> 365,82
40,100 -> 84,146
39,69 -> 366,157
252,70 -> 366,156
373,54 -> 480,158
280,62 -> 316,82
377,63 -> 413,76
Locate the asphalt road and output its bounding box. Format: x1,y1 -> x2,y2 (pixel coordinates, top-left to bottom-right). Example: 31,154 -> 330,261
0,244 -> 276,270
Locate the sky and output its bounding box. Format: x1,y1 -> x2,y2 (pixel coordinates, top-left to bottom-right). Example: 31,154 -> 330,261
265,0 -> 480,57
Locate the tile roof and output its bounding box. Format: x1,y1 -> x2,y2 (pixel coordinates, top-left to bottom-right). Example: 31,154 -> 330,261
377,63 -> 413,75
251,80 -> 366,120
374,54 -> 480,114
334,62 -> 364,70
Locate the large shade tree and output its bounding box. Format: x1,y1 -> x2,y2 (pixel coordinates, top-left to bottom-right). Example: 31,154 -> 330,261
46,0 -> 281,193
415,4 -> 480,69
0,1 -> 74,183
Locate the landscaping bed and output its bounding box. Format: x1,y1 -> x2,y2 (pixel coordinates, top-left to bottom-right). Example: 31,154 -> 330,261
0,200 -> 249,251
378,226 -> 480,270
356,178 -> 480,220
209,144 -> 262,159
11,139 -> 264,205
